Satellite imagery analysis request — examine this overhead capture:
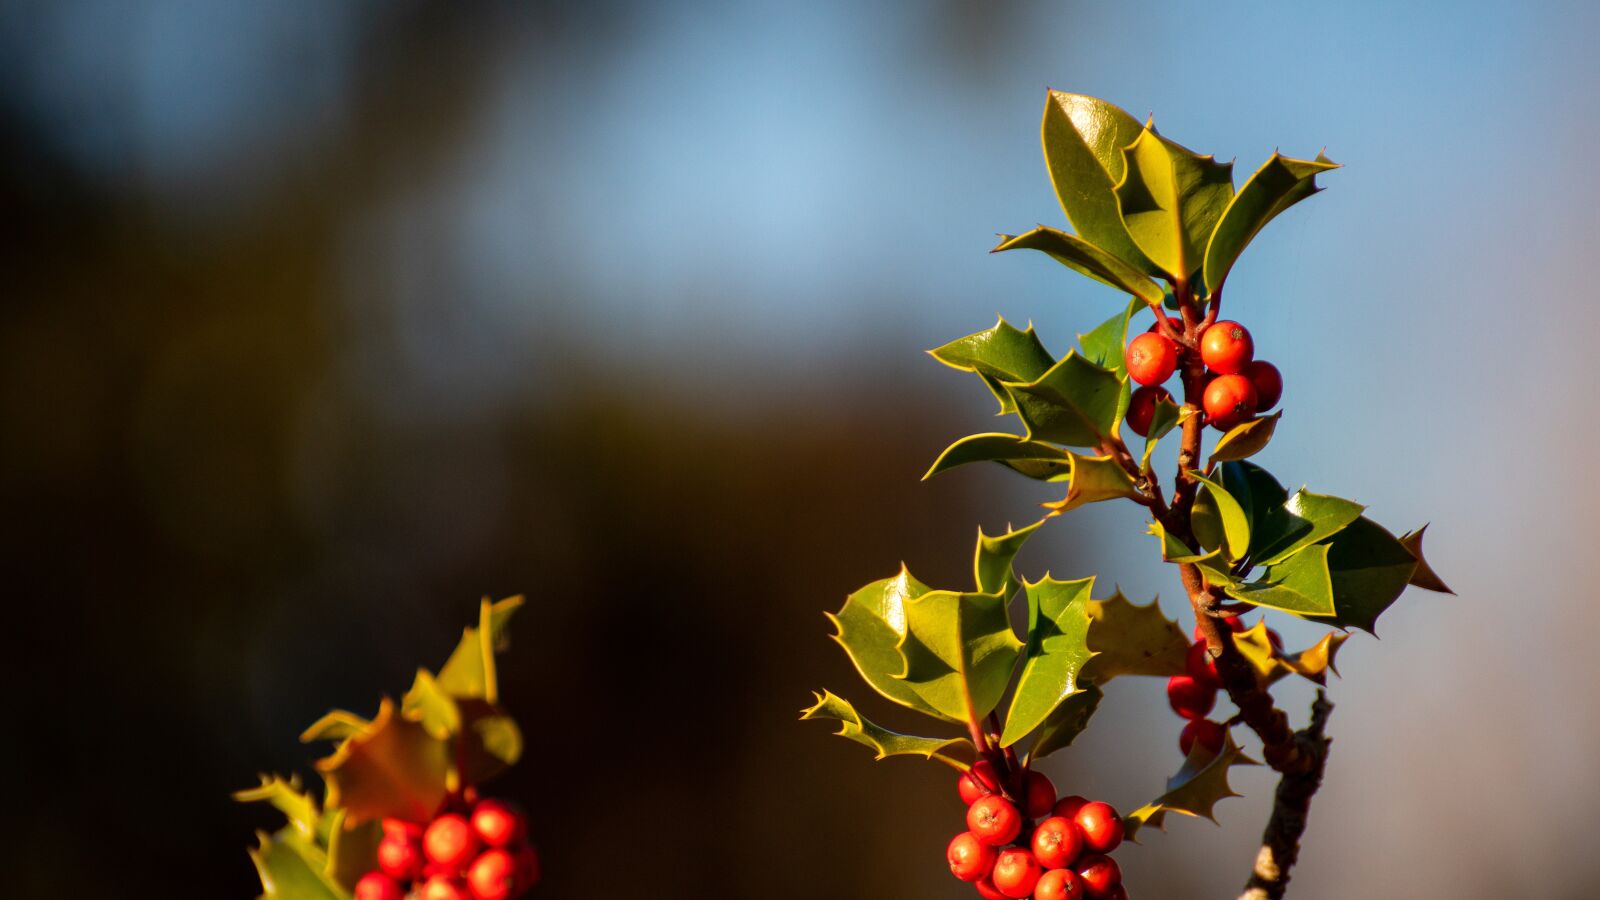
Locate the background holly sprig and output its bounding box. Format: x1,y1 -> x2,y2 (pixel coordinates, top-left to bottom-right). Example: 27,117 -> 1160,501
237,596 -> 525,899
803,92 -> 1451,859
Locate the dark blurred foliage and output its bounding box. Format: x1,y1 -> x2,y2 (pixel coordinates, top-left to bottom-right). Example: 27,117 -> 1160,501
0,3 -> 1100,897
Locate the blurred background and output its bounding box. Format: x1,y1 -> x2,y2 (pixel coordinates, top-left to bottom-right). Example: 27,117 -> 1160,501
3,0 -> 1596,897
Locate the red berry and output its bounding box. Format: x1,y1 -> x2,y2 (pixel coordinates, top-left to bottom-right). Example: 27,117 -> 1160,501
354,873 -> 404,900
958,760 -> 1002,805
1146,314 -> 1184,336
1200,320 -> 1254,374
1125,385 -> 1172,438
377,833 -> 423,881
967,795 -> 1023,846
991,848 -> 1043,898
1244,359 -> 1282,410
419,876 -> 471,900
1203,373 -> 1258,430
423,814 -> 480,871
466,848 -> 518,900
382,817 -> 425,840
975,877 -> 1008,900
1076,853 -> 1122,897
469,799 -> 526,849
1180,718 -> 1226,757
1125,332 -> 1179,386
1192,615 -> 1243,642
1024,770 -> 1057,819
948,832 -> 998,883
1031,816 -> 1084,870
512,845 -> 540,890
1167,674 -> 1217,720
1052,795 -> 1089,820
1073,802 -> 1124,855
1185,641 -> 1220,687
1035,867 -> 1089,900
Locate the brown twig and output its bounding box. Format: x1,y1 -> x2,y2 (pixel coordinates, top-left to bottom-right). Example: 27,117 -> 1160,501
1239,692 -> 1334,900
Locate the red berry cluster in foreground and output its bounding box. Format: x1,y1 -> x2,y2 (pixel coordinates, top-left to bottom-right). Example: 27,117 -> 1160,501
1124,318 -> 1282,436
948,762 -> 1129,898
353,798 -> 539,900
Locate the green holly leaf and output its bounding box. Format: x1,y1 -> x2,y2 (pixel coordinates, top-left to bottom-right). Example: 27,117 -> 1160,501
1323,517 -> 1420,633
1078,299 -> 1141,377
1079,590 -> 1189,681
1025,682 -> 1103,763
924,433 -> 1073,481
299,710 -> 370,744
1219,461 -> 1286,554
1189,473 -> 1250,562
827,568 -> 957,722
1253,488 -> 1366,567
1002,351 -> 1125,448
246,829 -> 347,900
234,776 -> 321,841
1208,411 -> 1281,464
898,587 -> 1024,723
315,698 -> 451,826
1042,453 -> 1141,514
401,669 -> 461,740
930,317 -> 1057,415
1139,400 -> 1189,471
1124,733 -> 1256,840
323,810 -> 381,892
1203,152 -> 1339,297
1226,544 -> 1336,617
1400,524 -> 1455,594
800,690 -> 968,763
975,519 -> 1046,595
992,227 -> 1166,307
1041,91 -> 1162,277
1147,521 -> 1236,588
1114,126 -> 1235,284
1001,576 -> 1095,746
436,595 -> 524,705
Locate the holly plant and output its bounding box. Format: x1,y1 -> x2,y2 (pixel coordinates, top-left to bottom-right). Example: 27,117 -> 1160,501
237,597 -> 542,900
801,92 -> 1452,900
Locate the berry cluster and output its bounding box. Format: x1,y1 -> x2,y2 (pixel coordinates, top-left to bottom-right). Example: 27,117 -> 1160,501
947,763 -> 1129,898
1124,318 -> 1282,436
1168,616 -> 1282,757
353,797 -> 539,900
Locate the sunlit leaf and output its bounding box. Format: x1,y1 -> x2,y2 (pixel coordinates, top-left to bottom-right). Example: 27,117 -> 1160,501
1208,412 -> 1281,464
1399,524 -> 1454,594
827,568 -> 955,722
1203,152 -> 1339,296
437,595 -> 524,705
1026,683 -> 1103,763
1041,91 -> 1162,277
924,433 -> 1073,481
801,690 -> 967,763
1002,351 -> 1125,448
1001,576 -> 1095,746
324,809 -> 381,891
1114,126 -> 1235,283
993,227 -> 1165,306
1078,299 -> 1141,377
299,711 -> 369,744
1124,733 -> 1256,840
1189,472 -> 1250,561
1080,590 -> 1188,681
974,519 -> 1046,595
233,776 -> 320,842
1226,544 -> 1336,617
315,698 -> 450,826
898,587 -> 1023,723
246,829 -> 347,900
1042,453 -> 1140,514
930,317 -> 1056,415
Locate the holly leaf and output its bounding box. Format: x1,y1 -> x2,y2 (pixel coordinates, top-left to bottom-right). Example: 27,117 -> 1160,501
930,317 -> 1056,415
992,227 -> 1166,306
1189,473 -> 1250,561
299,710 -> 370,744
456,698 -> 524,787
1042,453 -> 1141,514
1278,631 -> 1350,686
1400,524 -> 1455,594
898,587 -> 1023,723
1226,544 -> 1336,617
1041,91 -> 1161,278
436,595 -> 524,704
315,698 -> 450,826
1079,590 -> 1189,681
246,829 -> 347,900
1001,351 -> 1125,448
1229,621 -> 1288,684
924,433 -> 1073,481
974,519 -> 1046,595
1026,683 -> 1103,763
1078,299 -> 1141,377
801,690 -> 967,763
324,809 -> 382,891
234,775 -> 320,841
1219,461 -> 1286,559
1139,400 -> 1189,471
1001,576 -> 1095,746
1124,733 -> 1256,840
1148,521 -> 1236,588
1323,517 -> 1419,633
401,669 -> 461,740
1204,152 -> 1339,296
827,568 -> 957,722
1253,488 -> 1365,567
1208,412 -> 1281,464
1114,126 -> 1235,284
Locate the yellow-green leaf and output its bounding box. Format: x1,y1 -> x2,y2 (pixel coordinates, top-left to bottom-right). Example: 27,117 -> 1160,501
924,433 -> 1073,482
992,227 -> 1165,306
1001,576 -> 1095,746
246,828 -> 347,900
1226,544 -> 1336,617
1203,152 -> 1339,297
1208,412 -> 1281,464
898,588 -> 1023,723
974,519 -> 1047,595
437,595 -> 524,704
1042,453 -> 1140,514
1041,91 -> 1162,278
801,690 -> 967,763
1026,683 -> 1103,763
930,317 -> 1057,415
1190,472 -> 1250,562
401,669 -> 461,740
233,776 -> 320,842
827,568 -> 956,722
1124,733 -> 1256,840
1079,590 -> 1188,682
299,710 -> 370,744
1001,351 -> 1126,449
315,698 -> 450,826
1114,127 -> 1235,283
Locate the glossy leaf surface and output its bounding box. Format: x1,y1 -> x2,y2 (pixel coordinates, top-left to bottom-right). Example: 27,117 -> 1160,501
1002,351 -> 1125,448
1204,152 -> 1338,295
1041,91 -> 1160,276
1115,128 -> 1235,283
801,690 -> 967,762
924,433 -> 1072,481
1001,576 -> 1095,746
993,227 -> 1165,305
898,587 -> 1023,722
1323,517 -> 1419,632
828,568 -> 956,722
